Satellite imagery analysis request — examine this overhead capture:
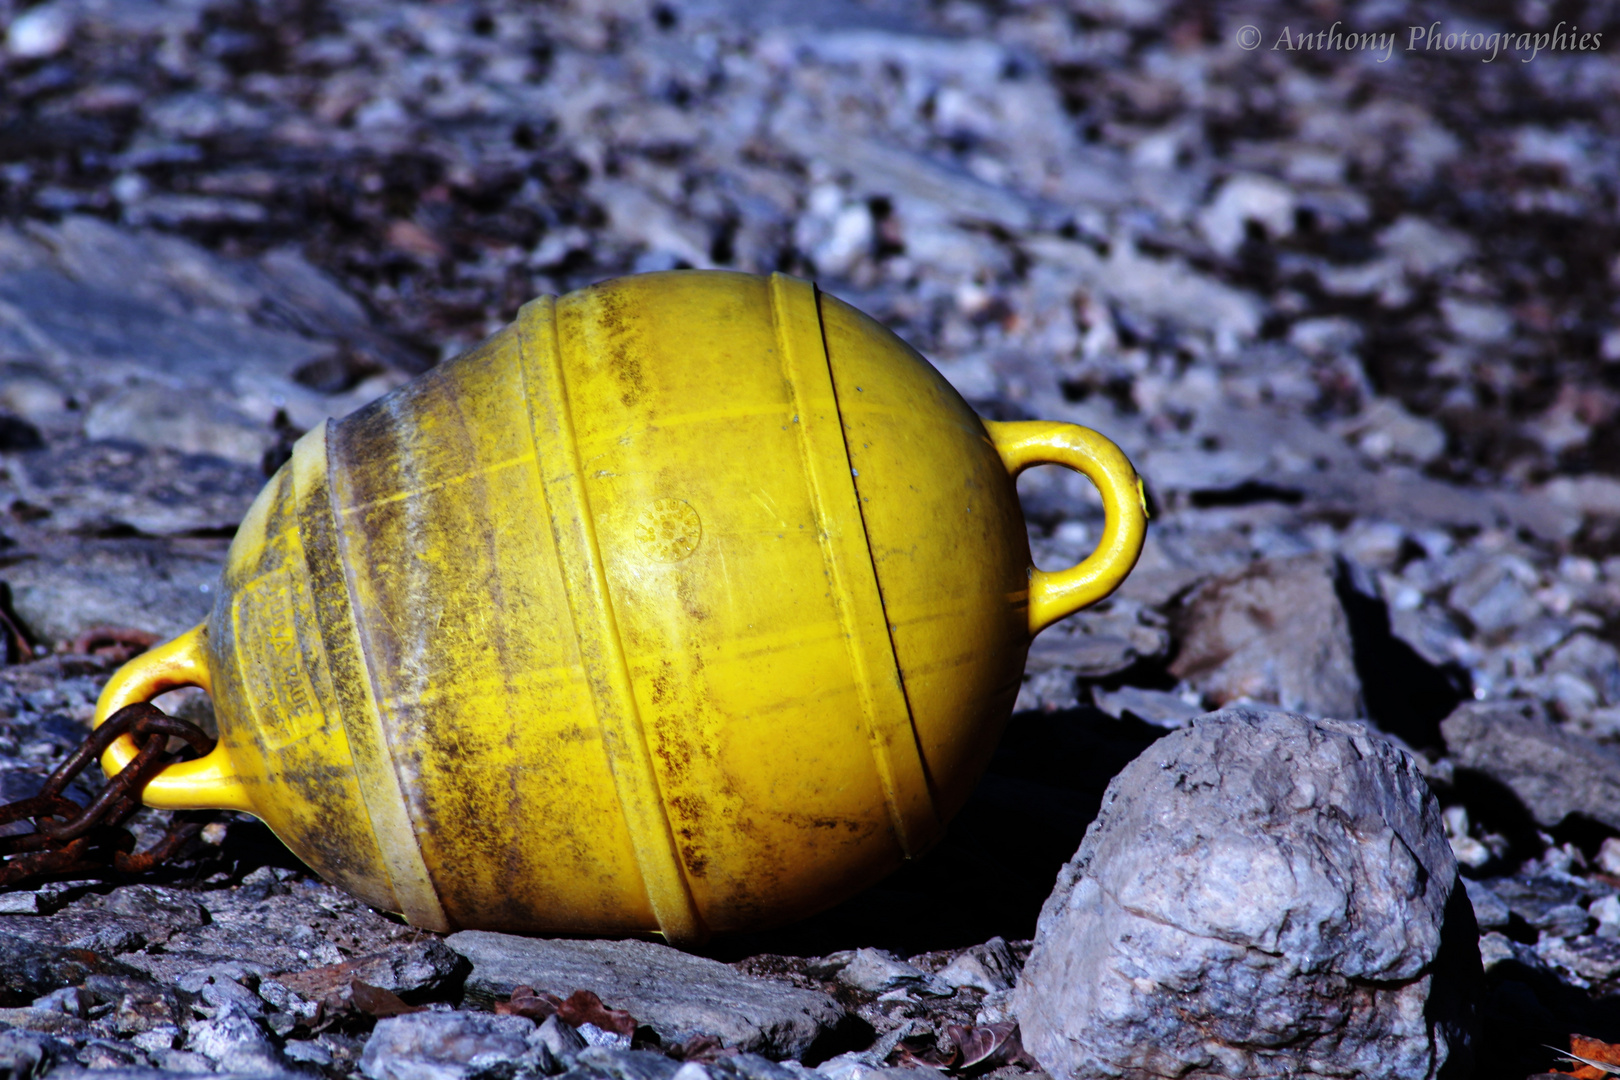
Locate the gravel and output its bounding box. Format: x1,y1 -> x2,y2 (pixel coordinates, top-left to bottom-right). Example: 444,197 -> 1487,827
0,0 -> 1617,1077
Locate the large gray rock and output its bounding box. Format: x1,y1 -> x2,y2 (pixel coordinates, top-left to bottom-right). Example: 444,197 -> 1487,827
446,931 -> 845,1060
1441,699 -> 1620,831
1169,554 -> 1364,720
1543,633 -> 1620,708
1013,707 -> 1476,1080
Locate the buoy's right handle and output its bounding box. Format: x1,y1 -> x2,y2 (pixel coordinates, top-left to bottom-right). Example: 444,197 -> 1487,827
983,420 -> 1148,637
93,623 -> 254,813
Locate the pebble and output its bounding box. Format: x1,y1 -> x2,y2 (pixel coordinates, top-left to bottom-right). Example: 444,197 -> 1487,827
1167,554 -> 1363,720
275,940 -> 468,1003
833,949 -> 950,997
1591,895 -> 1620,938
1536,935 -> 1620,987
0,1031 -> 61,1079
578,1046 -> 684,1080
1600,838 -> 1620,876
1463,878 -> 1511,932
1090,685 -> 1204,729
1197,174 -> 1297,258
935,937 -> 1017,993
186,1000 -> 288,1074
359,1011 -> 539,1080
535,1013 -> 587,1059
4,2 -> 73,59
1485,876 -> 1599,937
1448,557 -> 1542,640
0,931 -> 144,1006
1442,700 -> 1620,832
0,892 -> 41,915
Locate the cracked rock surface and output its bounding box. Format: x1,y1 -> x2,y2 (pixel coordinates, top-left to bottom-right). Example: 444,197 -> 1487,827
449,933 -> 850,1060
1014,707 -> 1477,1080
1,0 -> 1619,1077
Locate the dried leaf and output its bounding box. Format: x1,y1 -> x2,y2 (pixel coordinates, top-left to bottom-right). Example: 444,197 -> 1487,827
943,1022 -> 1039,1073
386,220 -> 448,259
275,964 -> 363,1021
497,985 -> 563,1021
893,1037 -> 955,1071
275,950 -> 423,1004
669,1033 -> 729,1062
556,989 -> 637,1037
946,1025 -> 1001,1070
351,980 -> 421,1019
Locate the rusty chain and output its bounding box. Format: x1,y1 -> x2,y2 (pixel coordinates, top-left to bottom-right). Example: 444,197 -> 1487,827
0,703 -> 217,888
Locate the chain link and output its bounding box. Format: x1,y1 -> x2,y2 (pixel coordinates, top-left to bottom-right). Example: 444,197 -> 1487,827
0,703 -> 217,888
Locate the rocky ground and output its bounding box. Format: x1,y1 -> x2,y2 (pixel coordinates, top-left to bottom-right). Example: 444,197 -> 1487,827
1,0 -> 1619,1076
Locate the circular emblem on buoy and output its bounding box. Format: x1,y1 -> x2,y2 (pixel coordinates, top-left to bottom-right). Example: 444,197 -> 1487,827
635,499 -> 702,562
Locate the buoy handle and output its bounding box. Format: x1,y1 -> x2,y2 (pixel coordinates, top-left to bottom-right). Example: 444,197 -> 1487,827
983,420 -> 1148,637
92,623 -> 254,813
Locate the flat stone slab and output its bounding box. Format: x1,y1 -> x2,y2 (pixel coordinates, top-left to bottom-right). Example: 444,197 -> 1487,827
444,931 -> 846,1060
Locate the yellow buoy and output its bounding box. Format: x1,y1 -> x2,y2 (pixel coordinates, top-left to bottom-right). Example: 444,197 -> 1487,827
92,271 -> 1146,945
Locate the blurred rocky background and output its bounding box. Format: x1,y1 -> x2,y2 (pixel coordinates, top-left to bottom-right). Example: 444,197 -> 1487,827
1,0 -> 1619,1077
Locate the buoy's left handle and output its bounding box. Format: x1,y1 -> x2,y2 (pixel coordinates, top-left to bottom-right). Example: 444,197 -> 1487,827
93,623 -> 255,813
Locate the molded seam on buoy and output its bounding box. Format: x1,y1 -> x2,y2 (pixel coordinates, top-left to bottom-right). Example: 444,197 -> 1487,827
295,419 -> 451,932
516,294 -> 706,947
813,285 -> 942,815
769,272 -> 940,858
